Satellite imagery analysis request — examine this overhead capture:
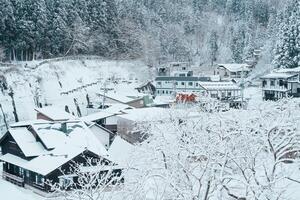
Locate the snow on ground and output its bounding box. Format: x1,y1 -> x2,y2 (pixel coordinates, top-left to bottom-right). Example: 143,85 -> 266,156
0,59 -> 149,131
0,170 -> 43,200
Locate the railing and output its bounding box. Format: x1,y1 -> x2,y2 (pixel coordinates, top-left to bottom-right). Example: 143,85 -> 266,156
2,171 -> 24,186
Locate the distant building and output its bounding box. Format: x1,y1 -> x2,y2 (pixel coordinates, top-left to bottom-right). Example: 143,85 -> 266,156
216,64 -> 251,80
260,67 -> 300,100
135,81 -> 156,96
155,76 -> 211,95
97,92 -> 152,108
157,62 -> 191,77
35,106 -> 75,121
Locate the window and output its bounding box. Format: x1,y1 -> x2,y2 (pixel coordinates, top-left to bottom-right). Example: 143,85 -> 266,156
162,90 -> 165,94
188,82 -> 193,86
157,82 -> 161,85
196,83 -> 199,87
59,178 -> 72,188
175,82 -> 178,85
166,90 -> 168,94
181,82 -> 185,86
262,80 -> 267,87
19,168 -> 24,177
35,174 -> 44,186
279,80 -> 283,86
228,92 -> 232,97
157,90 -> 159,94
270,80 -> 275,86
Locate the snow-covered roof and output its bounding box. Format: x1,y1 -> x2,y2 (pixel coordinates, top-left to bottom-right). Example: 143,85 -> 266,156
260,73 -> 297,79
199,81 -> 240,91
81,112 -> 116,122
9,128 -> 46,157
108,136 -> 134,166
81,104 -> 133,122
35,106 -> 75,121
218,64 -> 251,72
1,121 -> 109,176
9,119 -> 49,128
98,83 -> 147,103
117,107 -> 171,122
0,147 -> 84,176
276,67 -> 300,73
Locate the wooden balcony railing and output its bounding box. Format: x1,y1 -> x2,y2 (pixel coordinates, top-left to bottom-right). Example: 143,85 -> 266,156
2,171 -> 24,186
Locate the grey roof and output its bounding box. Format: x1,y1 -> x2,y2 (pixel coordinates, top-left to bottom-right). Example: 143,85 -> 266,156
155,76 -> 211,82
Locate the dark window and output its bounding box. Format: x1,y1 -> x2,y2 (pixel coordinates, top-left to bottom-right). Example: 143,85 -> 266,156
262,80 -> 267,87
162,90 -> 165,94
188,82 -> 193,86
175,82 -> 178,85
157,82 -> 161,85
279,80 -> 283,86
270,80 -> 275,86
196,83 -> 199,87
181,82 -> 185,86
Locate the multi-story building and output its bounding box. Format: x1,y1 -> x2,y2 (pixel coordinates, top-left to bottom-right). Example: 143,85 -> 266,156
260,67 -> 300,100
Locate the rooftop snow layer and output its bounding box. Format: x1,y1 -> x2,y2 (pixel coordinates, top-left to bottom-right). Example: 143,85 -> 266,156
218,64 -> 251,72
9,128 -> 46,157
199,81 -> 240,90
35,106 -> 75,121
260,73 -> 297,79
108,136 -> 134,166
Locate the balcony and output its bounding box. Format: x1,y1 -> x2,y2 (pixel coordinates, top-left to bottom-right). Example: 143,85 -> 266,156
2,171 -> 24,186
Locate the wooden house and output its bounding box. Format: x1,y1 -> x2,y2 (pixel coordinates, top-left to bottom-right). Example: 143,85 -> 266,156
0,120 -> 120,194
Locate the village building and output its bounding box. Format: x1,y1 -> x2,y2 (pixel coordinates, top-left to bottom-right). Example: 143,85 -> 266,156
260,67 -> 300,100
0,120 -> 120,195
135,81 -> 156,96
35,107 -> 75,121
155,76 -> 211,95
97,91 -> 153,108
216,64 -> 251,80
81,103 -> 134,133
116,108 -> 200,144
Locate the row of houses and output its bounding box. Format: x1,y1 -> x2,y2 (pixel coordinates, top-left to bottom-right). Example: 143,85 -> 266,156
0,103 -> 183,195
154,62 -> 244,105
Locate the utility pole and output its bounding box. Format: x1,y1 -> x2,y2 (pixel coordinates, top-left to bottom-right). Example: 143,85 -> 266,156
0,103 -> 8,130
241,66 -> 245,109
102,80 -> 108,109
8,88 -> 19,122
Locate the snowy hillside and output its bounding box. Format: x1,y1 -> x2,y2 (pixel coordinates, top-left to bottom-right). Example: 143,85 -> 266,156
0,59 -> 150,130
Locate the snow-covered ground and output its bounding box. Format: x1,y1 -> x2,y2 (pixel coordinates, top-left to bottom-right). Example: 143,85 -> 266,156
0,59 -> 149,131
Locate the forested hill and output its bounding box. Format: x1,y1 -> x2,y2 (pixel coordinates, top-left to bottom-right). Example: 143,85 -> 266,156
0,0 -> 299,68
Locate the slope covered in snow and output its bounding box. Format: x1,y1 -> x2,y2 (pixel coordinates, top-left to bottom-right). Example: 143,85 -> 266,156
0,59 -> 149,131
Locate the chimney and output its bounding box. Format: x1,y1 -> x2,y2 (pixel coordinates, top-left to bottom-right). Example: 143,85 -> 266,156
61,122 -> 68,134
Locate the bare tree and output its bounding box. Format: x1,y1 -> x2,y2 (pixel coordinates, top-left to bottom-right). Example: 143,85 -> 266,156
47,157 -> 124,200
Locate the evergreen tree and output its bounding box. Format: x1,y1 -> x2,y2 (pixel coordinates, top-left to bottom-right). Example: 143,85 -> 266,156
273,0 -> 300,68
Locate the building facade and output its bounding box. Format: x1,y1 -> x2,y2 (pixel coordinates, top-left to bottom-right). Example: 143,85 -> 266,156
261,69 -> 300,100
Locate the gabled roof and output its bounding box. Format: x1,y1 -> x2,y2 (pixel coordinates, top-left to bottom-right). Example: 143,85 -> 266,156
108,136 -> 134,166
35,106 -> 75,121
0,120 -> 109,176
218,64 -> 251,72
81,104 -> 133,122
9,128 -> 46,157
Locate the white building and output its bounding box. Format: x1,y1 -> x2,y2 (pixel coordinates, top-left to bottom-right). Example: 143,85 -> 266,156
260,67 -> 300,100
216,64 -> 251,80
